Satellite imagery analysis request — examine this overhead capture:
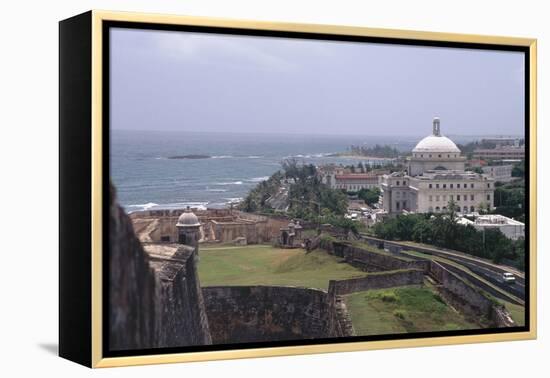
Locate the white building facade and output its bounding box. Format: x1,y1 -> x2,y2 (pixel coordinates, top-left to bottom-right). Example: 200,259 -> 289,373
481,164 -> 514,183
458,215 -> 524,240
320,167 -> 381,191
330,174 -> 379,191
380,118 -> 494,214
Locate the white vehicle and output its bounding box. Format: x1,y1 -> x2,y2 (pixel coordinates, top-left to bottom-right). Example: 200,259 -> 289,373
502,272 -> 516,284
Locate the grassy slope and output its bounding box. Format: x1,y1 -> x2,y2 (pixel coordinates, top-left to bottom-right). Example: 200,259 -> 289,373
345,286 -> 479,336
401,249 -> 525,325
502,301 -> 526,326
198,245 -> 365,290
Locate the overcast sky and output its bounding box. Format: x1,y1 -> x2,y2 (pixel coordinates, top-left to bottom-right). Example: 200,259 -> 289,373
110,27 -> 525,137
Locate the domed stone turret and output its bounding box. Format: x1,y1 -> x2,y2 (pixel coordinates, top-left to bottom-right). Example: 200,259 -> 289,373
176,207 -> 200,249
177,207 -> 201,227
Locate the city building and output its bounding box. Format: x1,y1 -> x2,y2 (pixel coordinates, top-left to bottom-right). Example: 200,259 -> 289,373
330,174 -> 379,191
481,137 -> 521,148
320,165 -> 380,191
457,214 -> 525,240
481,164 -> 514,183
467,159 -> 487,168
473,146 -> 525,160
380,118 -> 494,214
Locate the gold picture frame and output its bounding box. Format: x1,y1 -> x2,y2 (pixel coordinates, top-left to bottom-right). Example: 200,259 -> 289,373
59,10 -> 537,368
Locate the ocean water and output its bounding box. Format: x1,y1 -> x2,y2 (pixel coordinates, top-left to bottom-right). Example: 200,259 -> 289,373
110,130 -> 421,212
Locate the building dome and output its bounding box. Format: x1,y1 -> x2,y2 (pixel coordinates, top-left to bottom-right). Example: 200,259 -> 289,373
412,135 -> 460,154
176,207 -> 200,227
412,117 -> 460,154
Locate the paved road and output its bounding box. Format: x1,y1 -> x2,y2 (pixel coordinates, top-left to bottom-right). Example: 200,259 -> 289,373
402,242 -> 525,280
359,234 -> 526,302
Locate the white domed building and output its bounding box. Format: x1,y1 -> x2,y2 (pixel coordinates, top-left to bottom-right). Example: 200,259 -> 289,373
408,118 -> 466,176
380,118 -> 494,215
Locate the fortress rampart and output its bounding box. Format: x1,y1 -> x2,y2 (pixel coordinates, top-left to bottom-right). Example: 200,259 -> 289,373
109,190 -> 211,350
202,285 -> 354,344
129,208 -> 287,244
328,269 -> 424,296
321,237 -> 517,328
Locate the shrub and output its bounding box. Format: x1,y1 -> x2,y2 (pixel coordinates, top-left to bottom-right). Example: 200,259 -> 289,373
381,292 -> 398,303
393,309 -> 407,320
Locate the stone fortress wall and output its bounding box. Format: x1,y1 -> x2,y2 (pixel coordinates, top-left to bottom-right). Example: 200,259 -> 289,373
328,269 -> 424,296
109,188 -> 211,350
111,196 -> 354,348
360,235 -> 525,305
130,208 -> 288,244
429,261 -> 515,327
320,238 -> 518,328
328,240 -> 430,272
112,192 -> 518,350
202,285 -> 354,344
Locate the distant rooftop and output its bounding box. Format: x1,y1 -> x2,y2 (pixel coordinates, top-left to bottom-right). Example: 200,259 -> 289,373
335,174 -> 379,180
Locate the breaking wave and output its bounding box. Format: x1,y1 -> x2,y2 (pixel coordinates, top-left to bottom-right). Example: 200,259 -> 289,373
126,202 -> 158,211
246,176 -> 270,183
217,181 -> 243,185
125,201 -> 208,212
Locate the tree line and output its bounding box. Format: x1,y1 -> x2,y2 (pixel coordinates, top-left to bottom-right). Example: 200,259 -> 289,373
241,159 -> 363,233
349,144 -> 400,158
372,205 -> 524,270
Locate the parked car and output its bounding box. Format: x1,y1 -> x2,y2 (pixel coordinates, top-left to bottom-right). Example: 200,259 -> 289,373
502,272 -> 516,284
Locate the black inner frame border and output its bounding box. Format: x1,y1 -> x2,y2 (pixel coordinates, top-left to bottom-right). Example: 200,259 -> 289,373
102,20 -> 531,359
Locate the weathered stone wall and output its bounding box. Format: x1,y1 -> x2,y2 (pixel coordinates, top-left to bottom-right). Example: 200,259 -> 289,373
448,259 -> 525,301
202,286 -> 353,344
329,241 -> 429,272
361,235 -> 525,286
328,269 -> 424,296
429,261 -> 514,327
211,220 -> 263,244
109,188 -> 212,350
130,209 -> 287,244
153,247 -> 212,347
237,212 -> 290,241
438,261 -> 523,305
109,190 -> 158,350
430,261 -> 492,319
359,235 -> 524,305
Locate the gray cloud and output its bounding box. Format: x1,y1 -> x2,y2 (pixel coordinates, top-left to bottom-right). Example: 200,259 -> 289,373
110,28 -> 525,137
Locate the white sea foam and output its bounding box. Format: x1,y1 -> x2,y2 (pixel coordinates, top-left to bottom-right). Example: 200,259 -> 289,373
126,201 -> 209,212
127,202 -> 159,211
225,197 -> 243,203
206,188 -> 228,192
246,176 -> 269,182
211,155 -> 233,159
284,152 -> 334,159
217,181 -> 243,185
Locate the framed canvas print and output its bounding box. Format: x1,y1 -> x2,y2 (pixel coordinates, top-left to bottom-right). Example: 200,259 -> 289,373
59,10 -> 537,368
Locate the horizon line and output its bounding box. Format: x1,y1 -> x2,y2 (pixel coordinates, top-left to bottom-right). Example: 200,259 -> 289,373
111,128 -> 524,139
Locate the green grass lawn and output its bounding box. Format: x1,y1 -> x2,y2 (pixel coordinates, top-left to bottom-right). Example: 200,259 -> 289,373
501,301 -> 525,326
344,286 -> 480,336
198,244 -> 365,289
